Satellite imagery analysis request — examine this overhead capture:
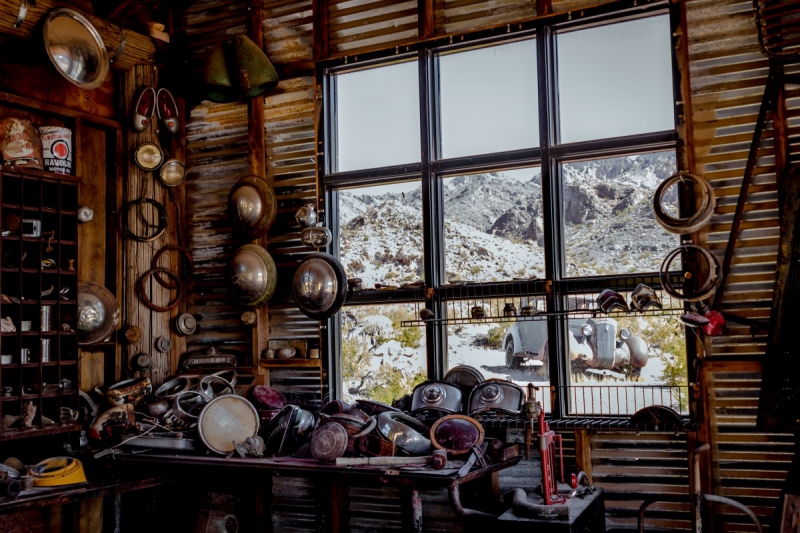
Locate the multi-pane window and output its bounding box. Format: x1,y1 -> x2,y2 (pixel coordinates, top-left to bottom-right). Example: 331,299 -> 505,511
323,7 -> 688,418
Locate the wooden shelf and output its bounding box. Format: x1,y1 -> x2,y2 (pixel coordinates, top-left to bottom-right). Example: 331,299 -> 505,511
259,358 -> 322,368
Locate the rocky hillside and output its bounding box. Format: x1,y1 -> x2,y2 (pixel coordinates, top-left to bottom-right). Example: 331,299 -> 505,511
339,152 -> 678,286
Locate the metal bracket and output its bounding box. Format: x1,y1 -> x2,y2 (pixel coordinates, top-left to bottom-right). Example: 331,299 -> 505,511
109,25 -> 126,63
12,0 -> 34,29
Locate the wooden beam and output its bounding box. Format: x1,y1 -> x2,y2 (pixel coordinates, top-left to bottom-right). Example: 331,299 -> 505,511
0,0 -> 157,71
574,429 -> 593,485
313,0 -> 330,61
247,0 -> 270,361
537,0 -> 552,17
418,0 -> 435,40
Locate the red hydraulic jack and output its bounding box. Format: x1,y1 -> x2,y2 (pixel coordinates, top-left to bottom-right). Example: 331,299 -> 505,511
537,402 -> 566,505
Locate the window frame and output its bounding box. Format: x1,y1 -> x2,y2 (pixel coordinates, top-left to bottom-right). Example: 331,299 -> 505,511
320,0 -> 694,420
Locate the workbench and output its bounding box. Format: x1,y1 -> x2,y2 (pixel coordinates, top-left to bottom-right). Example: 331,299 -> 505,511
110,452 -> 522,532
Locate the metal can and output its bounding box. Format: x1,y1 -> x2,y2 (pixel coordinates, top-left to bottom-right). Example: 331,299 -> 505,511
41,339 -> 51,362
39,126 -> 73,174
40,306 -> 52,332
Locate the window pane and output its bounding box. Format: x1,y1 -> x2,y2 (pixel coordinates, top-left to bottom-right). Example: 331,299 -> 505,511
564,313 -> 688,415
447,296 -> 550,395
443,168 -> 544,283
339,181 -> 423,288
438,39 -> 539,159
562,151 -> 678,277
335,61 -> 420,172
341,304 -> 426,404
557,15 -> 674,143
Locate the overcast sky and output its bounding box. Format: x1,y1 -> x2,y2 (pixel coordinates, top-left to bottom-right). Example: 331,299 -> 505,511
335,14 -> 673,177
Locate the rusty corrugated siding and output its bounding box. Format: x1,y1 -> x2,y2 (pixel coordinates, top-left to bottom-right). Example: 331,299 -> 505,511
591,432 -> 691,530
687,0 -> 796,530
185,0 -> 253,357
434,0 -> 536,35
328,0 -> 419,58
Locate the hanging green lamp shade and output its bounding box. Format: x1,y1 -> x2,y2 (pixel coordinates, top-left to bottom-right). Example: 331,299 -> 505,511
231,34 -> 280,98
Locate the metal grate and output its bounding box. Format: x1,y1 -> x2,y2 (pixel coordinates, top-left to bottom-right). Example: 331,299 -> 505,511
754,0 -> 800,59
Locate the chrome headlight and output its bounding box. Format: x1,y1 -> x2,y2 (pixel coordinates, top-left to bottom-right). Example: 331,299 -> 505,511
619,328 -> 631,341
580,323 -> 594,337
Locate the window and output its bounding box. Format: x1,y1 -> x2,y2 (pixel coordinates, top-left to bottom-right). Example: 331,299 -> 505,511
323,7 -> 688,418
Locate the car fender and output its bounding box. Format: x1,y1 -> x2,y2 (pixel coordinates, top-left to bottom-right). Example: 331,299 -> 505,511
503,324 -> 524,356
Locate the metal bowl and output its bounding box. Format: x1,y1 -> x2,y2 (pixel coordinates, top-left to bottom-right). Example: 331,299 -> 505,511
292,252 -> 347,320
228,175 -> 277,239
77,282 -> 119,346
444,365 -> 485,402
43,8 -> 109,90
468,379 -> 525,417
376,411 -> 432,456
228,244 -> 277,308
411,380 -> 463,415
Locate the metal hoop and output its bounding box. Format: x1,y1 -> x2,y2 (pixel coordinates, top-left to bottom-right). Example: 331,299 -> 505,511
125,198 -> 168,242
151,245 -> 194,290
138,267 -> 183,312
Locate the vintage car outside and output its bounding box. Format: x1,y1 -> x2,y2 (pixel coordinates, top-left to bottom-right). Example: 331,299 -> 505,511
502,298 -> 650,378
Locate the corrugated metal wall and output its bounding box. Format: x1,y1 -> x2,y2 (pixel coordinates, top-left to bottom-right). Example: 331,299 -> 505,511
185,0 -> 252,358
687,0 -> 797,530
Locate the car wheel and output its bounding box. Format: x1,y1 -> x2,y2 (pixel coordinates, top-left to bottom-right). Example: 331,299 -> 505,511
505,338 -> 520,369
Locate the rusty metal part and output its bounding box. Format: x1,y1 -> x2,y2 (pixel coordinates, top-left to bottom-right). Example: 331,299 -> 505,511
107,377 -> 152,406
660,245 -> 721,303
124,198 -> 168,242
131,352 -> 152,371
240,311 -> 256,326
145,398 -> 171,419
754,0 -> 800,59
653,172 -> 716,235
155,376 -> 191,400
89,404 -> 135,440
714,69 -> 776,309
138,267 -> 183,312
123,325 -> 142,343
151,245 -> 194,291
175,312 -> 197,336
155,336 -> 171,353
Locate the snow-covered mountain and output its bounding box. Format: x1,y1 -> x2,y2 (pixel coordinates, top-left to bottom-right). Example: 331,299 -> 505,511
339,152 -> 678,286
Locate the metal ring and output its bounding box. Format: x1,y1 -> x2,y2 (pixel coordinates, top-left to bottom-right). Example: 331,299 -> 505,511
198,374 -> 234,400
138,267 -> 183,312
653,172 -> 716,235
350,416 -> 377,439
151,245 -> 194,291
155,376 -> 191,400
124,198 -> 168,242
173,390 -> 209,425
659,245 -> 722,302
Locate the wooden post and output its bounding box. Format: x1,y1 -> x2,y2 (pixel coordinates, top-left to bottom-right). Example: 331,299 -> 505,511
574,429 -> 593,485
312,0 -> 330,61
121,65 -> 173,388
247,0 -> 271,365
418,0 -> 435,40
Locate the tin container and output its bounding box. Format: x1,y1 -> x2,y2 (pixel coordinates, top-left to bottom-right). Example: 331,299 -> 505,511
40,306 -> 52,332
41,339 -> 51,362
39,126 -> 73,174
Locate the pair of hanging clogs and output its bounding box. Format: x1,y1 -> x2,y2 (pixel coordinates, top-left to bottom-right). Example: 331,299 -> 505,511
132,87 -> 179,134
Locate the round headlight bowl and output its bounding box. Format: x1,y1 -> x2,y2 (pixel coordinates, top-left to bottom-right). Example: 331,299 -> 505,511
292,252 -> 348,320
133,142 -> 164,171
580,323 -> 593,337
159,159 -> 187,187
43,8 -> 109,90
77,282 -> 119,346
227,244 -> 277,308
228,175 -> 277,239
